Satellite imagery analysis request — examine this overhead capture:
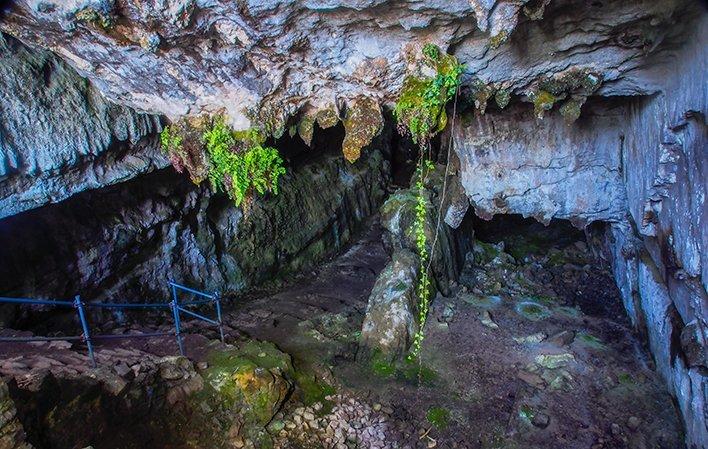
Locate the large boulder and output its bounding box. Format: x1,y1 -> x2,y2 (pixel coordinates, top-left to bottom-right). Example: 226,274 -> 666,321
202,341 -> 294,429
359,249 -> 420,361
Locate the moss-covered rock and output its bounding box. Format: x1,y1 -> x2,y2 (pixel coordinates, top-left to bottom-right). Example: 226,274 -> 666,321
315,106 -> 339,129
202,341 -> 294,427
341,97 -> 383,163
297,113 -> 316,146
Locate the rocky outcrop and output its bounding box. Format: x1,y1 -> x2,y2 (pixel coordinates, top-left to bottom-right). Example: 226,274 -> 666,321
5,341 -> 294,449
0,145 -> 389,305
0,33 -> 164,219
453,100 -> 628,226
0,379 -> 32,449
360,167 -> 471,359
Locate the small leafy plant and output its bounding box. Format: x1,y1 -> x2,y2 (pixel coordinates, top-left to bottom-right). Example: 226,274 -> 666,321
203,117 -> 286,208
394,44 -> 463,146
160,116 -> 286,209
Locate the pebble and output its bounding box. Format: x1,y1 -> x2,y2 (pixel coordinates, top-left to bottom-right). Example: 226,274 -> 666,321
532,413 -> 550,429
627,416 -> 641,431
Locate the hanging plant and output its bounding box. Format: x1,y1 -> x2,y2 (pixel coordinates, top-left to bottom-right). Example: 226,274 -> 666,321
393,44 -> 463,360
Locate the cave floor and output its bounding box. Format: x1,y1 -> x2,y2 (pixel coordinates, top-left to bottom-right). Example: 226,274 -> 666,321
0,217 -> 684,449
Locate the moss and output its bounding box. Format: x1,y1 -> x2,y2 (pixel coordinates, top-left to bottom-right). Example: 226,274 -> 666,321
74,7 -> 114,29
559,98 -> 585,123
293,371 -> 336,412
315,107 -> 339,129
617,372 -> 635,385
341,97 -> 383,163
394,44 -> 463,146
459,293 -> 503,309
469,78 -> 496,114
531,68 -> 602,120
577,332 -> 607,350
494,88 -> 511,109
400,357 -> 439,386
515,301 -> 551,321
202,342 -> 293,427
370,348 -> 397,378
297,114 -> 316,146
531,90 -> 556,119
426,407 -> 450,430
489,30 -> 509,49
473,241 -> 501,265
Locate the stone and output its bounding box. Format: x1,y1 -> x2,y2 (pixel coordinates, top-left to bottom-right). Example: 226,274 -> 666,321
513,332 -> 547,345
546,331 -> 576,347
535,353 -> 575,370
680,321 -> 707,368
202,340 -> 293,426
532,413 -> 550,429
627,416 -> 641,431
359,249 -> 420,360
479,310 -> 499,329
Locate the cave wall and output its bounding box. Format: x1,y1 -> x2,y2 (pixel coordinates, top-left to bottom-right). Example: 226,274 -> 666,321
0,146 -> 389,305
603,16 -> 707,448
451,13 -> 707,448
0,30 -> 391,307
0,33 -> 165,219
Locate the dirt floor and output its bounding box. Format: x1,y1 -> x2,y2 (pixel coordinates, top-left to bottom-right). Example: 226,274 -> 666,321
0,216 -> 684,449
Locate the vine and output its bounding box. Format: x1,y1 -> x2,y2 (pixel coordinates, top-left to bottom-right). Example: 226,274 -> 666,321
394,44 -> 463,361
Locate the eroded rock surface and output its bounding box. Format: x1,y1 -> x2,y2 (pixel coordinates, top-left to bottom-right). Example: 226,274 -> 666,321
0,0 -> 694,130
0,33 -> 164,218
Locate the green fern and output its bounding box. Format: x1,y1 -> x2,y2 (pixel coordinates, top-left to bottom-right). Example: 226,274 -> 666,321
203,117 -> 286,207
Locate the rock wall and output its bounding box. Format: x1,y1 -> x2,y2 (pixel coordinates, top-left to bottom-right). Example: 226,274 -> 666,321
451,12 -> 707,449
0,378 -> 33,449
0,145 -> 389,305
601,17 -> 707,449
0,33 -> 165,219
453,100 -> 628,226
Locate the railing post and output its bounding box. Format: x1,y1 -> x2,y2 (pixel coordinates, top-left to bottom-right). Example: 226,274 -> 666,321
170,282 -> 185,356
74,295 -> 96,368
214,292 -> 225,343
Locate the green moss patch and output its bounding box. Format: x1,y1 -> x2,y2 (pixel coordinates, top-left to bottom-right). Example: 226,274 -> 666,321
426,406 -> 450,430
394,44 -> 463,146
514,301 -> 551,321
577,332 -> 607,350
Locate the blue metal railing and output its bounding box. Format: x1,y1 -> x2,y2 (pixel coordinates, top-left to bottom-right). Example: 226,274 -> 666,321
0,280 -> 225,367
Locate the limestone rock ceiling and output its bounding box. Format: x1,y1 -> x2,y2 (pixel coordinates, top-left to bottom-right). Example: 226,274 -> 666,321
0,0 -> 692,130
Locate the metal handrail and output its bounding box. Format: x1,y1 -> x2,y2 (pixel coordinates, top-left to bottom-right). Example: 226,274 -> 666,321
0,279 -> 225,367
